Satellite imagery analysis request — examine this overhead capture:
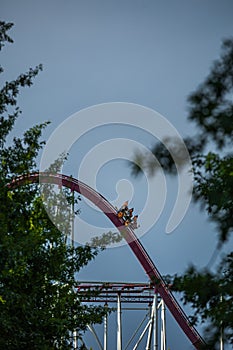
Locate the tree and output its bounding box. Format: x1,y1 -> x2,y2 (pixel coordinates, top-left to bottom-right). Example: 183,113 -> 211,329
131,38 -> 233,348
0,21 -> 106,349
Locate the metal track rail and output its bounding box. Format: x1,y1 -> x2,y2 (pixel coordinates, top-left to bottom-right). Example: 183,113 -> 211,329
8,172 -> 206,349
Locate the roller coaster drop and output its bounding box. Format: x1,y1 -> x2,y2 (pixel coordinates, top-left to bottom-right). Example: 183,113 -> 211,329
8,172 -> 206,349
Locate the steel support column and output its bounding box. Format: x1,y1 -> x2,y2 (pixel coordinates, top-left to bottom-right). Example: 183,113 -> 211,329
117,293 -> 122,350
146,294 -> 156,350
104,303 -> 108,350
153,293 -> 158,350
161,300 -> 167,350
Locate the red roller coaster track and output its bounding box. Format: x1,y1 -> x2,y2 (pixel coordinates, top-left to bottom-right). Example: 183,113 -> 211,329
8,172 -> 206,349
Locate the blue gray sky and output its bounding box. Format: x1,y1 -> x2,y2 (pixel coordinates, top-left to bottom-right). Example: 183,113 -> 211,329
2,1 -> 233,349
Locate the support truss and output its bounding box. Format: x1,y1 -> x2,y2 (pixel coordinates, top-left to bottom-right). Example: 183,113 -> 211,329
74,282 -> 167,350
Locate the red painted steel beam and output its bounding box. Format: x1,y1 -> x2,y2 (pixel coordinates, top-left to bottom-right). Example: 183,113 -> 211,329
8,172 -> 206,349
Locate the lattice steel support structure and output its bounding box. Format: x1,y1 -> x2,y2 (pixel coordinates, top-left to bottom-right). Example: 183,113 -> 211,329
76,282 -> 167,350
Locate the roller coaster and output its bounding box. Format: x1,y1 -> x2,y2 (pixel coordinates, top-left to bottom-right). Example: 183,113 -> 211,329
8,172 -> 206,349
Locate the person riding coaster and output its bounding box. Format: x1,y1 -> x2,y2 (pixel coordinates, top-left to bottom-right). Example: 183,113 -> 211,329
130,215 -> 139,229
117,200 -> 128,218
117,202 -> 139,229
